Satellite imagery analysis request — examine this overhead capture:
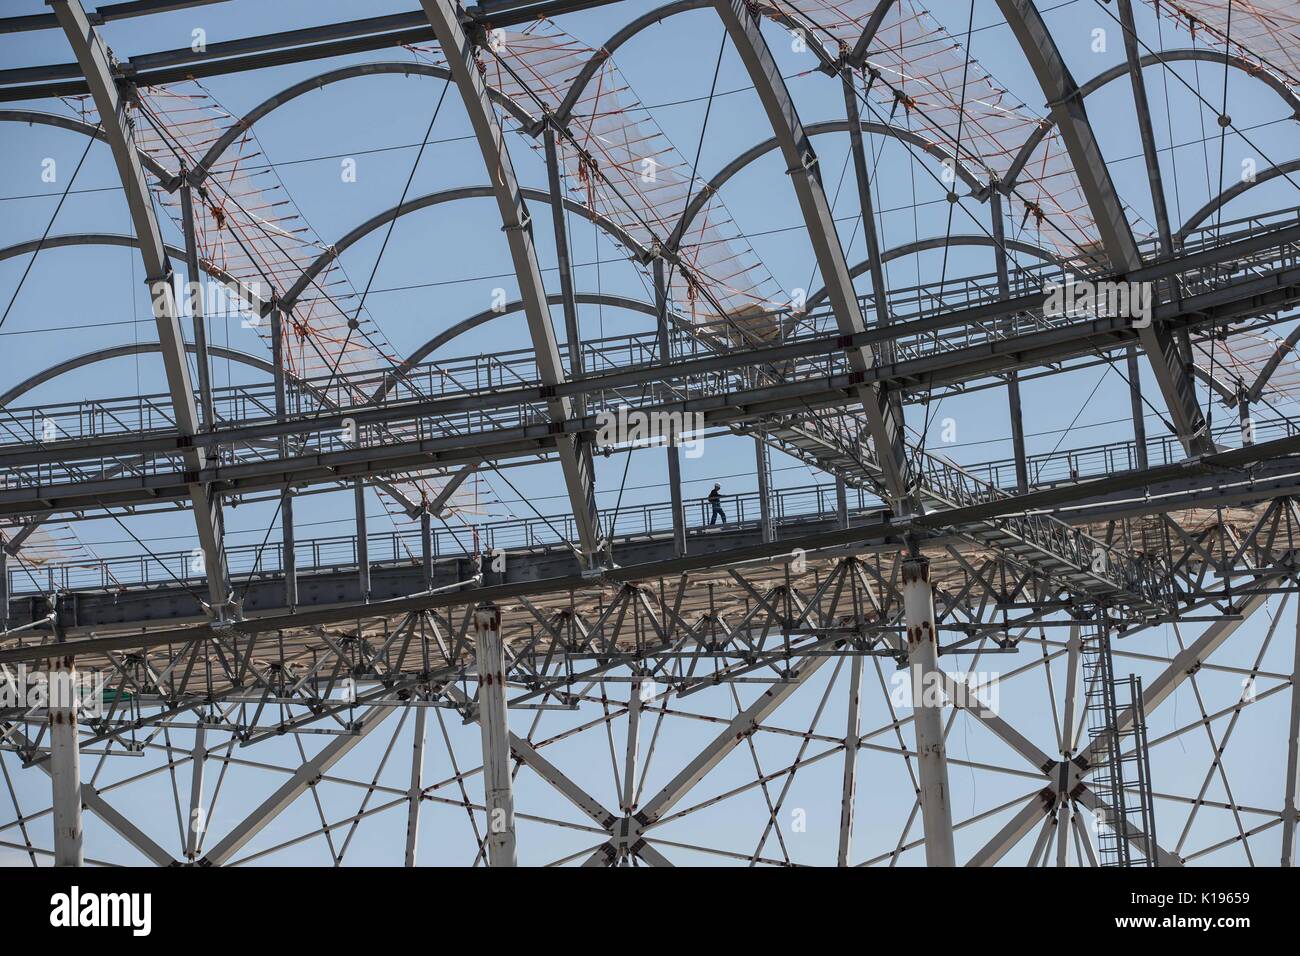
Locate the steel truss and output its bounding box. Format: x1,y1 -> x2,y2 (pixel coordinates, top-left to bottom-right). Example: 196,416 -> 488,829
2,0 -> 1300,866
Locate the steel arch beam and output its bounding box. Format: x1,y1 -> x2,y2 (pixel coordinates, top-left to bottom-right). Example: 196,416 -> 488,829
555,0 -> 989,259
994,0 -> 1212,458
418,0 -> 605,566
0,109 -> 176,185
1006,51 -> 1300,193
371,292 -> 683,404
275,186 -> 650,316
670,119 -> 985,254
1003,49 -> 1300,192
711,0 -> 912,509
805,234 -> 1070,309
0,344 -> 278,556
0,343 -> 271,409
0,340 -> 425,542
0,232 -> 271,317
49,0 -> 233,619
1081,49 -> 1300,121
555,0 -> 712,124
1176,160 -> 1300,246
187,61 -> 536,188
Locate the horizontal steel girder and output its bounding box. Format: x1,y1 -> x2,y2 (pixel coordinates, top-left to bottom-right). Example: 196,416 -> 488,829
4,214 -> 1293,478
2,271 -> 1295,519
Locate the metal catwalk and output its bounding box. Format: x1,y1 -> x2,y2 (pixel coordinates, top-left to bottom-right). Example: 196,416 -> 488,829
1,0 -> 1299,867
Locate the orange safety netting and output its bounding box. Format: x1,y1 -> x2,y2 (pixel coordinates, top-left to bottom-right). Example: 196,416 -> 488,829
19,2 -> 1296,561
1143,0 -> 1300,85
1195,328 -> 1300,407
764,0 -> 1116,256
406,19 -> 790,339
0,523 -> 111,586
56,86 -> 474,532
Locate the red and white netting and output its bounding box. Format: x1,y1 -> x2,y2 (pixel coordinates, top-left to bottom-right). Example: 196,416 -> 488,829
406,19 -> 790,337
1143,0 -> 1300,85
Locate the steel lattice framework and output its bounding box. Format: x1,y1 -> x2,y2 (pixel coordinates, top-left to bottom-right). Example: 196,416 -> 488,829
1,0 -> 1299,867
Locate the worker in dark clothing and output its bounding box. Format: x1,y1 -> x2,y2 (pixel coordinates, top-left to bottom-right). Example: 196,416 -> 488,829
707,483 -> 726,526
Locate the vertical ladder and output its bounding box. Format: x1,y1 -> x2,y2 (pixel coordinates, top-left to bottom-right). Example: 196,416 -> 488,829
1081,619 -> 1158,866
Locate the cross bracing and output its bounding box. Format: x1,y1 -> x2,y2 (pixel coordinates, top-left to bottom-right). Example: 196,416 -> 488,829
1,0 -> 1299,867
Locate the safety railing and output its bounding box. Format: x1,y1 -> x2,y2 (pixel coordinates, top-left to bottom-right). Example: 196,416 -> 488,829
1,210 -> 1293,480
964,417 -> 1300,489
6,482 -> 880,596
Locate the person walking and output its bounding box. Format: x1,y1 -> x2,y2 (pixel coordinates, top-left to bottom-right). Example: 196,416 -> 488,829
707,483 -> 726,526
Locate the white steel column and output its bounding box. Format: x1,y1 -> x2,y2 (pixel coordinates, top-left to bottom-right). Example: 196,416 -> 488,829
1282,585 -> 1300,866
618,672 -> 643,864
49,655 -> 84,867
405,705 -> 427,867
903,555 -> 955,866
473,602 -> 517,867
185,718 -> 206,860
837,654 -> 862,866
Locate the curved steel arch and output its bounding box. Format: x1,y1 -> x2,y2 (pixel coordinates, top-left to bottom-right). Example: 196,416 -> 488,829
555,0 -> 711,124
0,109 -> 177,186
1174,159 -> 1300,245
0,343 -> 272,409
0,341 -> 431,543
0,342 -> 440,550
372,292 -> 674,404
0,342 -> 275,556
557,0 -> 986,247
1003,49 -> 1300,192
277,185 -> 651,313
670,119 -> 985,254
0,232 -> 271,315
187,61 -> 537,188
0,232 -> 186,264
1080,49 -> 1300,117
805,234 -> 1069,309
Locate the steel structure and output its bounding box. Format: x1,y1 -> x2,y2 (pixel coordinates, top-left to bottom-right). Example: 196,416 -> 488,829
1,0 -> 1299,867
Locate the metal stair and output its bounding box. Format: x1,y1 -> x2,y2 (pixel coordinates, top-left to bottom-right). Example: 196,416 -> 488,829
1080,618 -> 1159,866
752,407 -> 1171,614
